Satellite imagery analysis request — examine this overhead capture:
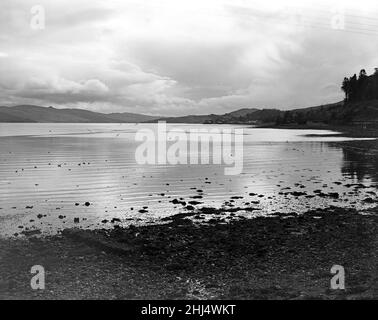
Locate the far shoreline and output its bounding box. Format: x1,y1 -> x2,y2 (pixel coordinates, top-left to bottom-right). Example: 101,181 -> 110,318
256,122 -> 378,138
2,121 -> 378,139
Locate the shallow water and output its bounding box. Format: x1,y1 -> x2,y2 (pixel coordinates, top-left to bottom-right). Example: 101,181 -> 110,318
0,123 -> 377,237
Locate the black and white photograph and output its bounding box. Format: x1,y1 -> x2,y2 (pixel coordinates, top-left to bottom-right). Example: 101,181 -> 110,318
1,0 -> 378,306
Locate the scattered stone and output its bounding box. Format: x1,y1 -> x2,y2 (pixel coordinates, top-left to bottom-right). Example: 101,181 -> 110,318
363,197 -> 375,203
21,229 -> 41,237
188,201 -> 202,205
328,192 -> 339,199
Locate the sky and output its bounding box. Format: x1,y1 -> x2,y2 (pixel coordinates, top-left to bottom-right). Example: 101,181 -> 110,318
1,0 -> 378,116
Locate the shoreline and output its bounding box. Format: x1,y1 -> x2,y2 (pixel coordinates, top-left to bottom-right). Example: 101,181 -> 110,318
1,206 -> 378,299
256,122 -> 378,138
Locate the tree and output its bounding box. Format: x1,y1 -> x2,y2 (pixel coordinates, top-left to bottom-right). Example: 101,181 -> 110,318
341,77 -> 350,101
341,68 -> 378,102
349,74 -> 358,101
295,112 -> 307,125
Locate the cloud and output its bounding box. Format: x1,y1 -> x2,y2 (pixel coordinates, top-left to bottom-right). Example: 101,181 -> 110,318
1,0 -> 378,115
23,77 -> 109,95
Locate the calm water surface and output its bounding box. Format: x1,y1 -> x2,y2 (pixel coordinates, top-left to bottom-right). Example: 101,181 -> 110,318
0,123 -> 377,237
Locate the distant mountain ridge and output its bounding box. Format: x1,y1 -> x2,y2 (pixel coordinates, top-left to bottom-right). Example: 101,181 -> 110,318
225,108 -> 259,117
149,107 -> 280,124
1,100 -> 378,124
0,105 -> 265,123
0,105 -> 159,123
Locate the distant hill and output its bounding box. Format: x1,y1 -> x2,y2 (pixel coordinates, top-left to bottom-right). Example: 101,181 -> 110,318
2,99 -> 378,125
146,114 -> 217,124
150,108 -> 280,124
0,105 -> 271,124
270,100 -> 378,126
225,108 -> 259,117
0,105 -> 159,123
152,100 -> 378,125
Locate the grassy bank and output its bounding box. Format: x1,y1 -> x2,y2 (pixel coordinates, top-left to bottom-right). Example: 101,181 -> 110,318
1,207 -> 378,300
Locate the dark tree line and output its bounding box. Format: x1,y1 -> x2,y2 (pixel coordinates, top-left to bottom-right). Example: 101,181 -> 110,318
271,69 -> 378,126
275,111 -> 308,125
342,68 -> 378,102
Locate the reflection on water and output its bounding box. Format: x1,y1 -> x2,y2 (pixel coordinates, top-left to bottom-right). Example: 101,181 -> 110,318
338,140 -> 378,183
0,123 -> 377,237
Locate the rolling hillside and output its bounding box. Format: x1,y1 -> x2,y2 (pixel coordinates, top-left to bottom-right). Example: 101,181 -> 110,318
0,105 -> 159,123
1,100 -> 378,125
